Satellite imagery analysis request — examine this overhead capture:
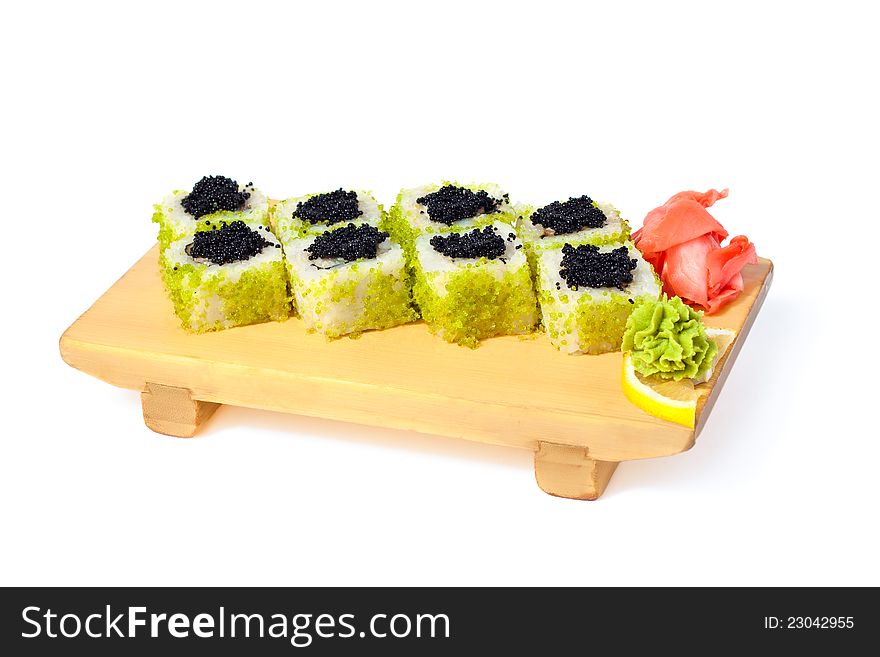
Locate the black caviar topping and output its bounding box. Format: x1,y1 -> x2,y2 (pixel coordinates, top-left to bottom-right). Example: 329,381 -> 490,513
307,223 -> 387,262
416,185 -> 502,225
294,189 -> 363,225
187,220 -> 270,265
532,195 -> 606,236
181,175 -> 251,218
558,244 -> 637,290
430,226 -> 506,260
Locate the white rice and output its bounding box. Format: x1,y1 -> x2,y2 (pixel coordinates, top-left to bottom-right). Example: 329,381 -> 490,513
164,227 -> 284,328
285,233 -> 407,332
414,221 -> 526,296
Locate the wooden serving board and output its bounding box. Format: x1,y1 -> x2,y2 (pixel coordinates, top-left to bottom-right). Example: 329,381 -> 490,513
60,245 -> 773,500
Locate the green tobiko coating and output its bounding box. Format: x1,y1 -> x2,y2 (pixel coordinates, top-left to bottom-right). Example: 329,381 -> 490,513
414,262 -> 537,348
383,196 -> 417,255
162,259 -> 290,333
288,259 -> 418,339
622,295 -> 718,381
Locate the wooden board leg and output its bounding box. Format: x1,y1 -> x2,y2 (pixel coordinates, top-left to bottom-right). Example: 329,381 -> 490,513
141,383 -> 219,438
534,441 -> 618,500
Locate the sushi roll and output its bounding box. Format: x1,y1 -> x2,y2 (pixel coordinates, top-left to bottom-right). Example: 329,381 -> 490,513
386,182 -> 520,254
271,188 -> 383,243
152,175 -> 270,251
412,222 -> 538,348
535,241 -> 661,354
283,223 -> 417,338
518,195 -> 631,254
162,220 -> 290,332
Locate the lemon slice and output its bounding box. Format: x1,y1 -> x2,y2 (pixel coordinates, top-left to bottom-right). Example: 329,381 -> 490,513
621,328 -> 736,428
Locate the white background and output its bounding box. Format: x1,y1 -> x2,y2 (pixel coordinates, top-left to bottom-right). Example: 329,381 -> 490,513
2,1 -> 877,586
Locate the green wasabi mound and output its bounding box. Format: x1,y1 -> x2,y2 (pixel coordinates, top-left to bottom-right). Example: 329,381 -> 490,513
622,295 -> 718,381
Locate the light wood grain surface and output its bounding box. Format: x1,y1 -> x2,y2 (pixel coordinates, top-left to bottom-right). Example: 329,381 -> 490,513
60,246 -> 772,464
